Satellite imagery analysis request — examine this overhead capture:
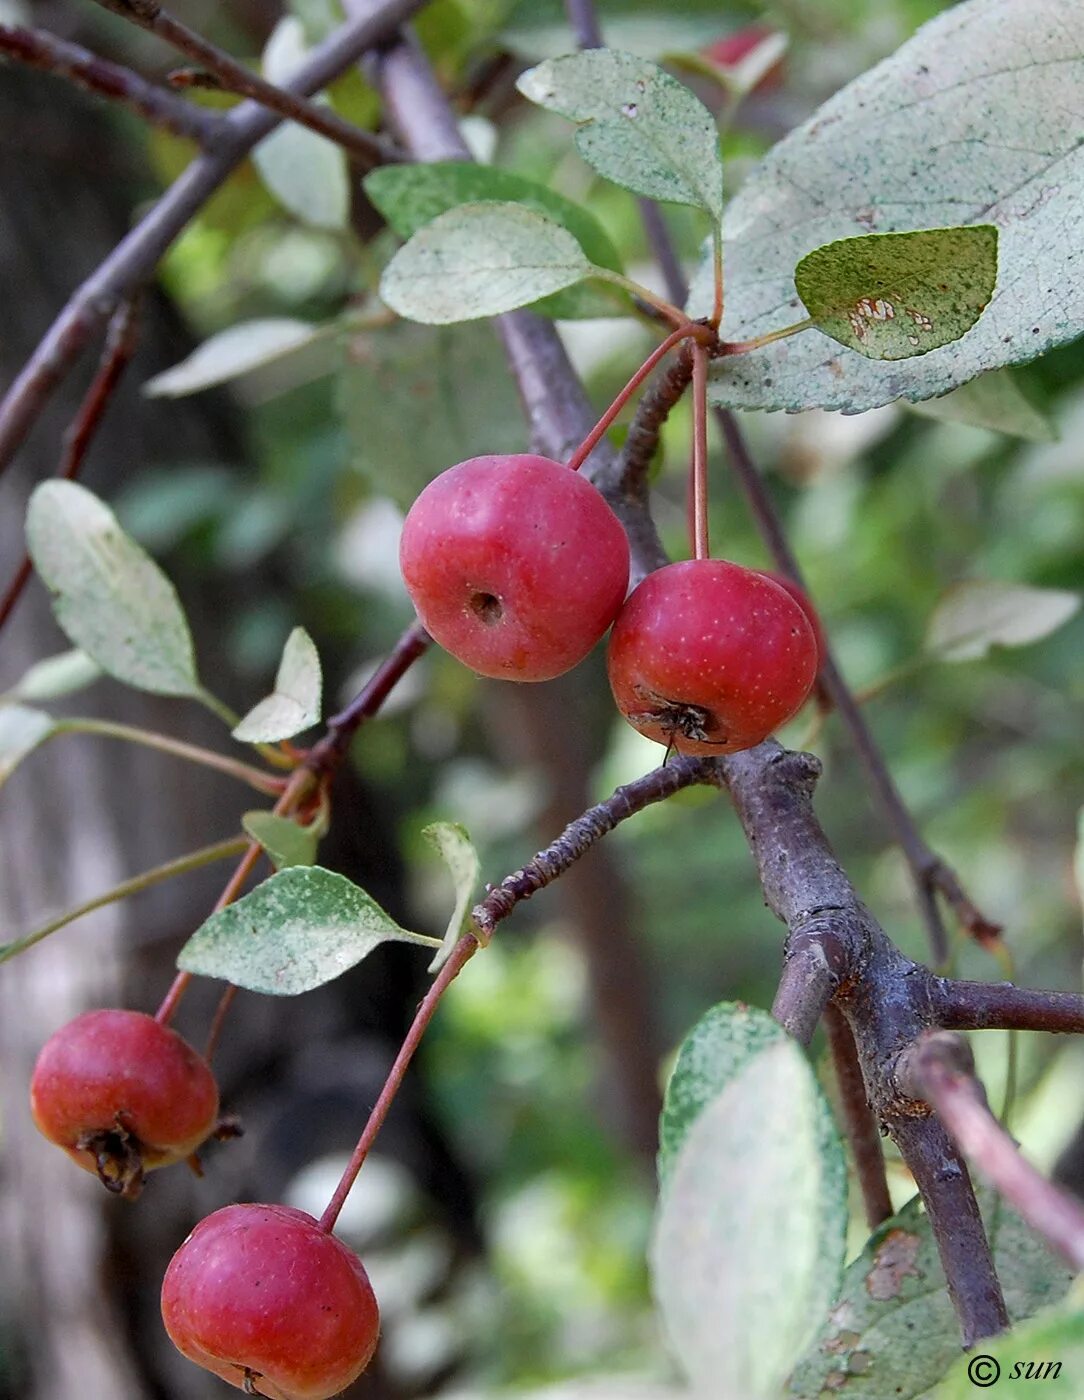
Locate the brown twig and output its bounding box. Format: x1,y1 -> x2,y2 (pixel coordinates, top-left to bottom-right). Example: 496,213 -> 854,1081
824,1004 -> 893,1228
897,1031 -> 1084,1272
472,756 -> 722,940
770,925 -> 849,1045
0,24 -> 221,145
91,0 -> 402,166
0,297 -> 141,636
306,619 -> 431,777
0,0 -> 427,480
720,742 -> 1009,1345
932,979 -> 1084,1035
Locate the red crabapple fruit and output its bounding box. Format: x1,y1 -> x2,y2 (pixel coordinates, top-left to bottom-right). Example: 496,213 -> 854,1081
754,570 -> 826,670
607,559 -> 818,755
161,1203 -> 380,1399
30,1008 -> 219,1198
399,454 -> 630,681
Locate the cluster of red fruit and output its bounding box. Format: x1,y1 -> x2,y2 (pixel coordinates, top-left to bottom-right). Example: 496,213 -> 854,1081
31,1010 -> 378,1398
400,453 -> 822,750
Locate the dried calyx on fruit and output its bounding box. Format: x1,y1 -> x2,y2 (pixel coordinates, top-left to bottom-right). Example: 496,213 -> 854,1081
29,1008 -> 220,1198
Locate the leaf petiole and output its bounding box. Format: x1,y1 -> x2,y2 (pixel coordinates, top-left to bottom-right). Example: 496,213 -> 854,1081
0,835 -> 250,965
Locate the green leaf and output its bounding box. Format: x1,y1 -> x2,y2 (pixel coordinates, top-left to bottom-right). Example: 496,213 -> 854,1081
242,811 -> 319,870
143,319 -> 322,398
379,202 -> 596,325
232,627 -> 322,743
178,865 -> 441,995
700,0 -> 1084,412
1075,810 -> 1084,946
422,821 -> 480,972
908,369 -> 1057,442
658,1000 -> 788,1186
0,705 -> 55,790
794,227 -> 998,361
338,321 -> 527,509
26,481 -> 199,697
926,581 -> 1081,662
517,51 -> 723,220
6,649 -> 101,704
363,162 -> 627,320
935,1300 -> 1084,1398
652,1039 -> 847,1399
788,1194 -> 1074,1399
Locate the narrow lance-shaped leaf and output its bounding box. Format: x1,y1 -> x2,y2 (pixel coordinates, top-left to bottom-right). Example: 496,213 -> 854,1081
652,1039 -> 847,1399
25,480 -> 200,696
144,320 -> 323,399
379,202 -> 597,325
242,811 -> 320,870
422,822 -> 480,972
178,866 -> 441,996
788,1193 -> 1073,1399
795,226 -> 998,361
0,706 -> 55,790
699,0 -> 1084,412
926,581 -> 1081,662
517,50 -> 723,220
363,162 -> 628,320
233,627 -> 322,743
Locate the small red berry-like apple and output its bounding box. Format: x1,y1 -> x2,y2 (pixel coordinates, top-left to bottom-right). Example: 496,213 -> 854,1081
30,1008 -> 219,1198
162,1203 -> 380,1399
607,559 -> 818,755
399,454 -> 630,681
754,570 -> 826,669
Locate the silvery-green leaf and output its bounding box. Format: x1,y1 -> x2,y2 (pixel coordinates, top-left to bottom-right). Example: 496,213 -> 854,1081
242,811 -> 319,870
178,865 -> 441,995
935,1302 -> 1084,1398
795,227 -> 997,360
254,124 -> 350,231
0,706 -> 55,789
380,202 -> 596,325
26,481 -> 199,696
926,582 -> 1081,662
144,320 -> 321,398
788,1193 -> 1073,1398
364,162 -> 627,319
6,649 -> 101,703
697,0 -> 1084,412
233,626 -> 322,743
908,368 -> 1057,441
658,1000 -> 787,1186
422,821 -> 480,972
652,1039 -> 847,1399
517,51 -> 723,220
251,14 -> 350,231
